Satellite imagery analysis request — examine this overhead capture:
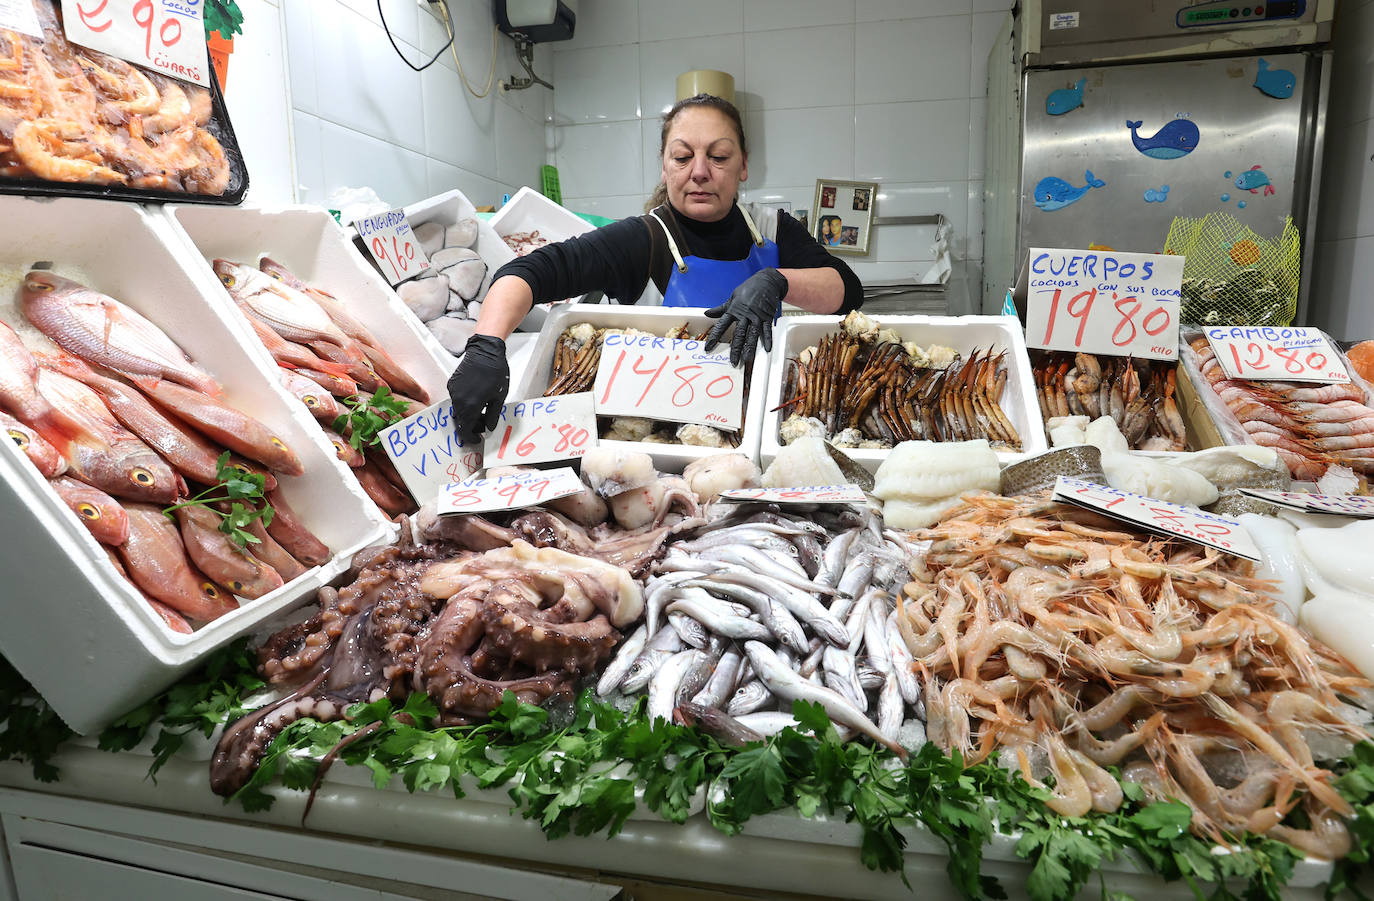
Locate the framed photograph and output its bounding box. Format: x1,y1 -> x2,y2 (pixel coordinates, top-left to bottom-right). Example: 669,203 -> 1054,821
794,208 -> 809,232
812,179 -> 876,255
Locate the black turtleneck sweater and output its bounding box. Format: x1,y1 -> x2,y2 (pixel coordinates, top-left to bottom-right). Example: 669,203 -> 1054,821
491,203 -> 865,313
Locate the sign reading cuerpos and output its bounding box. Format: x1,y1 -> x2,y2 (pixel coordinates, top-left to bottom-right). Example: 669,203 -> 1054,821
592,333 -> 745,430
1019,248 -> 1184,361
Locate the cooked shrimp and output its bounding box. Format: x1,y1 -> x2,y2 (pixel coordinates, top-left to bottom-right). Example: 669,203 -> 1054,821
12,118 -> 124,184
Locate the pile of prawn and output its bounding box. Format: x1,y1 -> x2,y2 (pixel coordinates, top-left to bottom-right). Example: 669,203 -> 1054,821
0,7 -> 230,193
904,492 -> 1372,858
1032,350 -> 1186,451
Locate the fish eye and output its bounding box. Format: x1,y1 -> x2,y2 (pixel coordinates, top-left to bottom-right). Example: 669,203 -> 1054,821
229,580 -> 245,592
77,502 -> 100,520
7,428 -> 29,449
200,582 -> 221,598
25,278 -> 53,292
267,271 -> 282,281
219,273 -> 236,287
130,466 -> 154,485
303,395 -> 318,407
270,437 -> 287,449
332,441 -> 348,458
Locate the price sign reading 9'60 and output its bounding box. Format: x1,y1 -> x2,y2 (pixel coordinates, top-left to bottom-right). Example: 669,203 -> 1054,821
592,333 -> 745,430
1024,248 -> 1184,361
483,392 -> 597,467
61,0 -> 209,86
355,209 -> 431,286
1203,326 -> 1350,384
1051,476 -> 1261,560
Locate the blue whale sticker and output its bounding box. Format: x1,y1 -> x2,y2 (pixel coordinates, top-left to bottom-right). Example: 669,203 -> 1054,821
1033,170 -> 1106,211
1046,77 -> 1086,115
1127,118 -> 1200,159
1143,185 -> 1170,203
1254,59 -> 1296,100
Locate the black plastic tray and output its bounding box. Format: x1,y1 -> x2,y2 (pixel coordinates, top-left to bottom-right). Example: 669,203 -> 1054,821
0,7 -> 248,206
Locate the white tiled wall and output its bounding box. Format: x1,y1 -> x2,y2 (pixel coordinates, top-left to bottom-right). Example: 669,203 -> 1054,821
283,0 -> 551,209
1310,0 -> 1374,340
550,0 -> 1013,307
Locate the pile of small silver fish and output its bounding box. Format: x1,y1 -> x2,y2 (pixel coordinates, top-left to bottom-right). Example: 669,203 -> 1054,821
596,502 -> 925,758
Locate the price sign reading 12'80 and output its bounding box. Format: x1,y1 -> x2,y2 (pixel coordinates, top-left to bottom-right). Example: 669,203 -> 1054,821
354,209 -> 432,286
592,333 -> 745,430
1024,248 -> 1184,361
1203,326 -> 1350,384
61,0 -> 209,86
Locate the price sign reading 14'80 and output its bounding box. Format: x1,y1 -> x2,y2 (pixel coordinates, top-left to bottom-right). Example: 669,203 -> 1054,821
1203,326 -> 1350,385
61,0 -> 209,86
355,209 -> 432,286
1024,248 -> 1184,361
593,333 -> 745,430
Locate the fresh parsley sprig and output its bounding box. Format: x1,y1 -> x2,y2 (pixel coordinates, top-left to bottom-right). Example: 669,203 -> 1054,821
162,452 -> 274,549
333,386 -> 410,452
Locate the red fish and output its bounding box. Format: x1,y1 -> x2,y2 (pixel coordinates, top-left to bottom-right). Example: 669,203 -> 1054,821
49,475 -> 129,545
354,460 -> 416,519
0,319 -> 72,452
174,504 -> 285,599
22,272 -> 222,396
263,485 -> 330,566
118,504 -> 239,622
0,409 -> 66,477
277,368 -> 342,422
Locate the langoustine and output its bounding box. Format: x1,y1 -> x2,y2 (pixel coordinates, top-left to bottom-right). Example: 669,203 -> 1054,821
903,492 -> 1371,855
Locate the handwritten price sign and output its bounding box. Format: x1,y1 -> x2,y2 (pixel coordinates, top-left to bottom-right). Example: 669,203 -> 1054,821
355,209 -> 431,286
0,0 -> 43,38
61,0 -> 208,86
379,399 -> 482,506
1203,326 -> 1350,384
438,466 -> 584,515
483,392 -> 597,467
1239,489 -> 1374,518
1023,248 -> 1184,361
719,485 -> 867,505
593,333 -> 744,429
1052,476 -> 1261,560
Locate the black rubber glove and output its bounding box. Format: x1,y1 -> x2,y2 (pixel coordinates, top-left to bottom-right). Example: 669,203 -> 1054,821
447,334 -> 509,446
703,268 -> 788,369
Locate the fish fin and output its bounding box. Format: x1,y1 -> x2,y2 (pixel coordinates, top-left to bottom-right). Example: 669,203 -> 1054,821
1258,58 -> 1269,71
1127,120 -> 1142,129
1251,165 -> 1262,170
1075,77 -> 1086,89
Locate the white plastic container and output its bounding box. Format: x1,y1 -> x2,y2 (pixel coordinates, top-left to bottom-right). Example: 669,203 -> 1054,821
510,304 -> 767,474
161,204 -> 455,403
400,189 -> 510,304
761,315 -> 1045,475
0,197 -> 394,735
489,187 -> 600,331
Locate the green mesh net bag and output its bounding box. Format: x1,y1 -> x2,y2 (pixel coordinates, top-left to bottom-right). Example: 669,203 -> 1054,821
1163,212 -> 1300,327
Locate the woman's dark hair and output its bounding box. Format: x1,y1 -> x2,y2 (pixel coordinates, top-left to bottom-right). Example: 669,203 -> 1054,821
645,93 -> 747,211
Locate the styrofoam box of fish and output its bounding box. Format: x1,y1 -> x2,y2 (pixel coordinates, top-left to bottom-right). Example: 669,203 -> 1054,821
489,186 -> 599,331
760,314 -> 1047,475
160,203 -> 456,401
400,188 -> 511,301
509,304 -> 768,474
0,196 -> 395,735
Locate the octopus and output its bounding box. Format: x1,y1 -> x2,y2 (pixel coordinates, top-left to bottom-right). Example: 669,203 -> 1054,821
210,530 -> 640,798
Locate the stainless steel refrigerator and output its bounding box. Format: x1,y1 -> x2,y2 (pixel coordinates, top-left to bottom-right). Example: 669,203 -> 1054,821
981,0 -> 1331,322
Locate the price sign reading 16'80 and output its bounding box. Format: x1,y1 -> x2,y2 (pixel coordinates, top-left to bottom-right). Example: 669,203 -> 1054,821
1024,248 -> 1184,361
592,333 -> 745,430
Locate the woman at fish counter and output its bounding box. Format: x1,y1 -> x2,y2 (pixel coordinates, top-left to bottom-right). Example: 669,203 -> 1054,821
446,93 -> 864,444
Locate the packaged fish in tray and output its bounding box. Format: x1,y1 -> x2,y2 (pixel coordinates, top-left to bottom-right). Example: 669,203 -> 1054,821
0,195 -> 391,734
509,304 -> 768,474
761,313 -> 1045,475
0,2 -> 248,205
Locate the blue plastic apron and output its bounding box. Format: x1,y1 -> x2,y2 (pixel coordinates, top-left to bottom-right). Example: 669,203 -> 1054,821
649,203 -> 780,310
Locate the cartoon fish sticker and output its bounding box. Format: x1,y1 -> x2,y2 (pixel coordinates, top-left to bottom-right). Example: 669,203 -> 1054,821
1143,185 -> 1170,203
1253,59 -> 1296,100
1033,170 -> 1106,211
1234,165 -> 1275,196
1046,77 -> 1086,116
1127,118 -> 1200,160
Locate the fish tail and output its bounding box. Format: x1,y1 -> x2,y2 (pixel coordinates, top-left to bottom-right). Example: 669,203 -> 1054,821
1127,120 -> 1142,130
1075,77 -> 1086,89
1257,58 -> 1269,71
1086,170 -> 1105,188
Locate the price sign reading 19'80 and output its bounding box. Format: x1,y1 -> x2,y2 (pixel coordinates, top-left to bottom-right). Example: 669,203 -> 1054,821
1051,476 -> 1260,560
438,467 -> 584,516
482,392 -> 596,467
354,209 -> 431,286
592,333 -> 745,430
1024,248 -> 1184,361
61,0 -> 209,86
1203,326 -> 1350,384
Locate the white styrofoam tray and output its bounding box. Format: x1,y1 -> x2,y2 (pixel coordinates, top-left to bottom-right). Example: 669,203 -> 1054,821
398,188 -> 510,306
0,197 -> 394,735
490,187 -> 599,330
761,315 -> 1046,475
161,204 -> 456,403
510,304 -> 767,474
